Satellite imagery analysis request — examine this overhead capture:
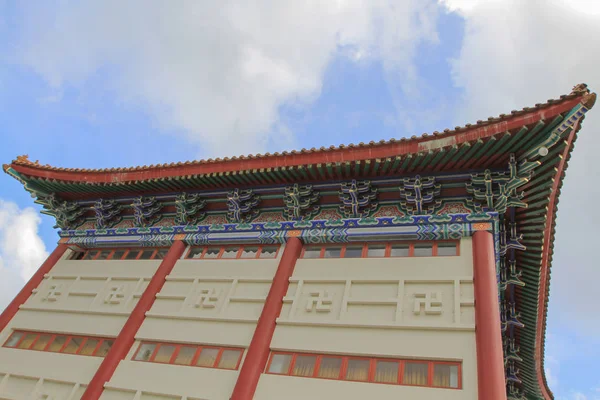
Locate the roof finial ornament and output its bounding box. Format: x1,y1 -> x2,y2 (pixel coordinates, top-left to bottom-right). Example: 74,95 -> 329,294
15,154 -> 39,165
570,83 -> 589,95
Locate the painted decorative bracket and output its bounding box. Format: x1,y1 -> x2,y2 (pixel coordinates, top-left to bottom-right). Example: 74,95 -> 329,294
284,184 -> 319,220
227,189 -> 260,223
175,192 -> 206,225
39,193 -> 86,230
93,199 -> 122,229
399,175 -> 441,215
131,196 -> 163,228
339,179 -> 377,218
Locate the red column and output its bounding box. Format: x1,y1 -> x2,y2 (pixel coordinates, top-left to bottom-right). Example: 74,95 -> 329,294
0,243 -> 69,333
230,237 -> 303,400
472,231 -> 507,400
81,240 -> 186,400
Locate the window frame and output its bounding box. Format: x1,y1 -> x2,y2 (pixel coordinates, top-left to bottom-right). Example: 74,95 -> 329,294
300,240 -> 460,259
69,248 -> 170,261
265,351 -> 462,390
184,244 -> 280,260
2,330 -> 113,357
132,341 -> 244,370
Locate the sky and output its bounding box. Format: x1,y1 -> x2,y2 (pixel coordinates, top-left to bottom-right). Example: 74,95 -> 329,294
0,1 -> 599,398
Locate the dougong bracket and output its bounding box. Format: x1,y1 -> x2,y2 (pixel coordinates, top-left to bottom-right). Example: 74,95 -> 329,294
93,199 -> 123,229
227,189 -> 260,223
284,184 -> 320,220
40,193 -> 86,230
175,192 -> 206,225
339,180 -> 377,218
399,175 -> 441,215
132,196 -> 163,228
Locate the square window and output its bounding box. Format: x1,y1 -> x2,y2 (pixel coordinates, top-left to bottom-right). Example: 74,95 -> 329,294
240,246 -> 259,259
259,246 -> 278,258
47,336 -> 67,352
390,244 -> 409,257
437,242 -> 457,256
345,359 -> 370,381
17,333 -> 38,349
31,334 -> 52,351
323,247 -> 342,258
317,357 -> 342,379
139,250 -> 155,260
4,332 -> 24,347
187,247 -> 204,259
154,344 -> 176,363
344,246 -> 363,258
268,354 -> 292,374
292,355 -> 316,377
218,349 -> 242,369
403,362 -> 428,386
203,248 -> 220,259
173,346 -> 197,365
367,245 -> 386,257
134,343 -> 156,361
96,250 -> 112,260
303,247 -> 321,259
112,250 -> 126,260
63,337 -> 83,354
83,250 -> 98,260
221,247 -> 239,259
196,348 -> 219,367
79,339 -> 100,356
95,340 -> 113,357
70,251 -> 85,260
434,364 -> 459,388
414,243 -> 433,257
125,250 -> 140,260
374,360 -> 399,384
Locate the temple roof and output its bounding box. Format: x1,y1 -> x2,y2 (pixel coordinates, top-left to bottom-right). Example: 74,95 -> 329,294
3,84 -> 597,400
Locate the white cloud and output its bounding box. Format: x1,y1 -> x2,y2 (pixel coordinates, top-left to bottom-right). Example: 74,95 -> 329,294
0,200 -> 49,312
11,0 -> 440,157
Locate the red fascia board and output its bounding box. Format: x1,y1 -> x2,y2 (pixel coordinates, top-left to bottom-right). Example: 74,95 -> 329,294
10,98 -> 582,185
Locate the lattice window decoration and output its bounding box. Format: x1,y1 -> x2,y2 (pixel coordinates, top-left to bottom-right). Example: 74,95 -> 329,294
185,244 -> 280,260
266,351 -> 461,389
3,330 -> 113,357
301,241 -> 459,259
132,341 -> 243,370
69,248 -> 169,261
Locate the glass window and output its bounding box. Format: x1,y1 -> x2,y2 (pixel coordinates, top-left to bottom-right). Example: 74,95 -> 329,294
63,337 -> 83,354
31,334 -> 52,351
259,246 -> 278,258
221,247 -> 239,259
268,354 -> 292,374
96,250 -> 112,260
367,244 -> 386,257
112,249 -> 126,260
187,247 -> 204,259
79,339 -> 100,356
154,344 -> 176,363
374,360 -> 399,383
174,346 -> 197,366
345,359 -> 370,381
404,362 -> 428,386
95,340 -> 113,357
414,243 -> 433,257
317,357 -> 342,379
4,332 -> 24,347
303,247 -> 321,259
154,249 -> 168,259
437,242 -> 457,256
139,250 -> 155,260
434,364 -> 459,388
344,246 -> 363,258
70,251 -> 85,260
196,348 -> 219,367
83,250 -> 98,260
390,244 -> 409,257
323,247 -> 342,258
17,333 -> 38,349
240,246 -> 259,259
46,335 -> 67,352
125,250 -> 140,260
134,343 -> 156,361
203,248 -> 220,259
292,355 -> 316,377
218,349 -> 242,369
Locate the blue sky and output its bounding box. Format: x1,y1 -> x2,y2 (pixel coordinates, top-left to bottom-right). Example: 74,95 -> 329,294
0,1 -> 599,399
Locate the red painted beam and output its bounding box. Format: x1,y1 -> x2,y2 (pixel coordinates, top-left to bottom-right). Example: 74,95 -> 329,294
472,231 -> 507,400
81,240 -> 186,400
0,244 -> 69,333
230,236 -> 303,400
9,97 -> 583,186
